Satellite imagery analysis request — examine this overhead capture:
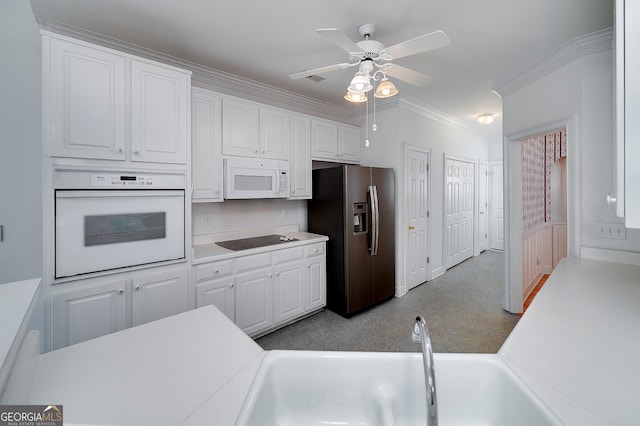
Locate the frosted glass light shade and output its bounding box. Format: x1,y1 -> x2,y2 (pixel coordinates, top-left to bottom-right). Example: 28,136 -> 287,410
348,72 -> 373,92
374,78 -> 399,98
344,90 -> 368,103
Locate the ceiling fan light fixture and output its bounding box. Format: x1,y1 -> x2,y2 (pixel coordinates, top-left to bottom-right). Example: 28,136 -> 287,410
348,71 -> 373,92
344,90 -> 368,103
477,113 -> 494,125
374,78 -> 399,98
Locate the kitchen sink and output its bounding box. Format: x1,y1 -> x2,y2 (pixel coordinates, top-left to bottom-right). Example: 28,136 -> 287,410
235,350 -> 562,426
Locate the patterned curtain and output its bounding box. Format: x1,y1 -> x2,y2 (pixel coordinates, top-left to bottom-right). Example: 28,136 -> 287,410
521,128 -> 566,232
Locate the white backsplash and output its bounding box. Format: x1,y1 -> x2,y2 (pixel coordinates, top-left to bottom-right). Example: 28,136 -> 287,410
192,199 -> 307,237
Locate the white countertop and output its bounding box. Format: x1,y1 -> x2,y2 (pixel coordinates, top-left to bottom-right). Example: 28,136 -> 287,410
0,278 -> 41,398
25,306 -> 265,425
499,257 -> 640,425
192,231 -> 328,264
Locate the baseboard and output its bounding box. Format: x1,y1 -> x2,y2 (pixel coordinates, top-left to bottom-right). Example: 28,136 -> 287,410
523,272 -> 543,299
431,266 -> 445,280
580,247 -> 640,266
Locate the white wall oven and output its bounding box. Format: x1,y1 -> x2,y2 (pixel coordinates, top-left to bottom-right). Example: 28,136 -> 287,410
54,171 -> 186,279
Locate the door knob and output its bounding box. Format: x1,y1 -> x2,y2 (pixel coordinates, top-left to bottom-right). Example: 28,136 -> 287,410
409,225 -> 415,230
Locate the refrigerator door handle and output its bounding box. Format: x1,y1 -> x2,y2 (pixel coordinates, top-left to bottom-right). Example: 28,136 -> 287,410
369,185 -> 380,255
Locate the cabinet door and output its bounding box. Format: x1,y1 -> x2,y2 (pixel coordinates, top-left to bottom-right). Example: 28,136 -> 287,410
130,60 -> 190,164
196,277 -> 235,322
130,266 -> 188,327
51,278 -> 127,350
311,119 -> 338,160
235,268 -> 274,336
48,37 -> 126,160
192,89 -> 223,201
222,98 -> 259,157
289,115 -> 312,199
260,107 -> 290,160
338,125 -> 361,163
305,255 -> 326,312
274,261 -> 305,325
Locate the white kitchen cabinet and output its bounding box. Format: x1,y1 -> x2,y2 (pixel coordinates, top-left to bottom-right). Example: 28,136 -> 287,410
192,89 -> 223,201
274,261 -> 305,325
51,277 -> 128,350
338,125 -> 361,163
311,119 -> 361,163
51,264 -> 189,349
196,277 -> 235,321
222,98 -> 290,161
289,115 -> 312,199
615,0 -> 640,228
235,267 -> 274,336
260,107 -> 290,160
222,98 -> 260,157
47,36 -> 127,161
130,266 -> 188,327
43,32 -> 191,165
130,60 -> 189,164
304,243 -> 327,311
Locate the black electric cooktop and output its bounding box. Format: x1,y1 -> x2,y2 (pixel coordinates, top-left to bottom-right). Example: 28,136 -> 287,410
215,234 -> 299,251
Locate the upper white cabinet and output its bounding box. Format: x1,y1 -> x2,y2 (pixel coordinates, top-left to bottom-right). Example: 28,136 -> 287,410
192,88 -> 223,201
43,32 -> 191,165
289,115 -> 312,199
222,98 -> 290,160
311,119 -> 361,163
616,0 -> 640,228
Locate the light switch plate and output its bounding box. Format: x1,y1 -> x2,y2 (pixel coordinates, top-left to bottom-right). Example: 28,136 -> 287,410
595,222 -> 626,239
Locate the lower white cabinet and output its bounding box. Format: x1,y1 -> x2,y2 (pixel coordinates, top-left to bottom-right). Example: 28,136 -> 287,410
193,240 -> 326,338
51,264 -> 188,350
235,267 -> 275,336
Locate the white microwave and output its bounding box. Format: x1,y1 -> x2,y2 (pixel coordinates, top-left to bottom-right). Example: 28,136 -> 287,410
224,158 -> 290,199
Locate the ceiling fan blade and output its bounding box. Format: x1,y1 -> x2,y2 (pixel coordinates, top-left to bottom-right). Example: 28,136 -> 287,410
289,62 -> 354,80
384,30 -> 450,60
316,28 -> 362,53
385,64 -> 432,87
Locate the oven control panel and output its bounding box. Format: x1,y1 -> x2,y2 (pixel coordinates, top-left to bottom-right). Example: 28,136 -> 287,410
90,174 -> 162,187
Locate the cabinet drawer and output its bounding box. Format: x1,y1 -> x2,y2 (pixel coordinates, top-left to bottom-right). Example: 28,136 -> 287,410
195,259 -> 234,282
305,242 -> 325,258
236,252 -> 272,273
273,246 -> 304,265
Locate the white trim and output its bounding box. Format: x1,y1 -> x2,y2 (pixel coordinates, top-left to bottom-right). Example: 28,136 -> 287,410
503,117 -> 578,313
580,247 -> 640,265
399,98 -> 488,139
496,28 -> 613,97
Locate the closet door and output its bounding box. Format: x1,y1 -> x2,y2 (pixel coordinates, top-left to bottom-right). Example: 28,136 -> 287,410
445,157 -> 475,269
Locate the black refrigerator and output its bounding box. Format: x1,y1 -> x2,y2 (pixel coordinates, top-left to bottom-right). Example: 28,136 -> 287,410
308,165 -> 395,317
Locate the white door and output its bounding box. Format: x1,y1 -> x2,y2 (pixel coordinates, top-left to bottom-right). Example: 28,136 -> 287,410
490,161 -> 505,250
478,161 -> 489,253
406,147 -> 430,290
445,157 -> 475,269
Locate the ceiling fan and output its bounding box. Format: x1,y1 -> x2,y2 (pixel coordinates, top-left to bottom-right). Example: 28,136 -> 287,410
289,24 -> 450,101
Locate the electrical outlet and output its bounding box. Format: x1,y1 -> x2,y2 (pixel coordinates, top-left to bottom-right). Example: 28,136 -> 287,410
595,222 -> 626,240
203,215 -> 213,226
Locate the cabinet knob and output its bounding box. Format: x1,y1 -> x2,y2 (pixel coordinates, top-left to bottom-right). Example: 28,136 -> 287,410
118,148 -> 124,154
268,273 -> 273,278
276,272 -> 280,277
133,150 -> 140,156
214,269 -> 219,274
229,284 -> 234,289
254,150 -> 259,154
135,285 -> 141,291
215,190 -> 220,195
314,248 -> 319,253
117,289 -> 125,295
307,264 -> 311,269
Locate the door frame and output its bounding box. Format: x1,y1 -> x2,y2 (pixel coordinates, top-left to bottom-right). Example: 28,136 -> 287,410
443,154 -> 476,270
503,116 -> 579,313
404,144 -> 432,293
477,160 -> 489,255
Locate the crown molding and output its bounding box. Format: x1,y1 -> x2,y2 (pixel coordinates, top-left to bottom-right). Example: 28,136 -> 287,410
36,17 -> 356,123
496,28 -> 613,97
398,97 -> 488,139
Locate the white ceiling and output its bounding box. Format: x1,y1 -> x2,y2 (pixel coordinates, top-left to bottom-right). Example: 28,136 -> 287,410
29,0 -> 613,139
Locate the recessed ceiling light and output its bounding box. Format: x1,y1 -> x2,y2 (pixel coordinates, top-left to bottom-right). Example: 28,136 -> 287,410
477,113 -> 494,125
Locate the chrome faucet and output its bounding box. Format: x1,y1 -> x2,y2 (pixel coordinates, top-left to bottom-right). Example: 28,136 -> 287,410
412,316 -> 438,426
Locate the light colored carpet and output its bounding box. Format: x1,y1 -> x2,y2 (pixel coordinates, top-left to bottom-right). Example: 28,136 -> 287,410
256,250 -> 519,353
